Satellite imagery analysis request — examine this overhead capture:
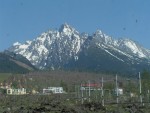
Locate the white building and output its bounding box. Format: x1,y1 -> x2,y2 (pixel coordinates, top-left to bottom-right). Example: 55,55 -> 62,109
115,88 -> 123,95
80,83 -> 101,91
43,87 -> 63,94
7,88 -> 26,95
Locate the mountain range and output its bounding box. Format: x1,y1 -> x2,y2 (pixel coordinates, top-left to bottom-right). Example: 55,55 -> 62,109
8,23 -> 150,75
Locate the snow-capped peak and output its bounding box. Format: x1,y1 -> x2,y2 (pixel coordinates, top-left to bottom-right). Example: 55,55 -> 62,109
117,39 -> 146,58
94,30 -> 104,37
59,23 -> 79,36
13,42 -> 21,46
59,23 -> 72,32
93,30 -> 113,45
96,30 -> 103,34
25,40 -> 32,45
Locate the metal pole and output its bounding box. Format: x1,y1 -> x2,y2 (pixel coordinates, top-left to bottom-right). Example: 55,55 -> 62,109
139,72 -> 142,104
101,77 -> 104,106
81,83 -> 84,104
88,80 -> 91,102
116,74 -> 119,104
78,85 -> 80,99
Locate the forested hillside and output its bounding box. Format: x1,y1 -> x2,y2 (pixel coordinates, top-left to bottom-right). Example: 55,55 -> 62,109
0,51 -> 36,73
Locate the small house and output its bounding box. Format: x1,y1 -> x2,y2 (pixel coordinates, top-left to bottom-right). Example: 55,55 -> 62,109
7,88 -> 26,95
43,87 -> 63,94
80,83 -> 101,91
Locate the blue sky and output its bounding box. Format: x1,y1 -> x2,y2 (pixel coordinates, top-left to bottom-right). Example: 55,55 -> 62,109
0,0 -> 150,51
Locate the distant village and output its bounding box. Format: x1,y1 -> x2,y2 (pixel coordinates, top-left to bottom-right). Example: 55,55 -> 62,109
0,81 -> 124,96
0,82 -> 65,95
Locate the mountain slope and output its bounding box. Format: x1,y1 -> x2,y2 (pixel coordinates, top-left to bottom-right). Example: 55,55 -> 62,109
8,23 -> 150,74
0,51 -> 36,73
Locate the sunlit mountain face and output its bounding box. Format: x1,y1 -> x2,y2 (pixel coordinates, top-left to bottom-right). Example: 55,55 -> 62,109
8,24 -> 150,75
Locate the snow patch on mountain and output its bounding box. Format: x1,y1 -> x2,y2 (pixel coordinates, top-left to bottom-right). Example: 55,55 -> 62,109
122,39 -> 146,58
104,49 -> 124,62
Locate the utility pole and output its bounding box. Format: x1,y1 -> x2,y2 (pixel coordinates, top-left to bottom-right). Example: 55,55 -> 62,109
78,85 -> 80,99
116,74 -> 119,104
81,83 -> 84,104
101,77 -> 104,106
139,72 -> 143,104
88,80 -> 91,102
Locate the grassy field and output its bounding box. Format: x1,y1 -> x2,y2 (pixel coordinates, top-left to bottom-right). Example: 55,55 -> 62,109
0,73 -> 12,82
0,94 -> 149,113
